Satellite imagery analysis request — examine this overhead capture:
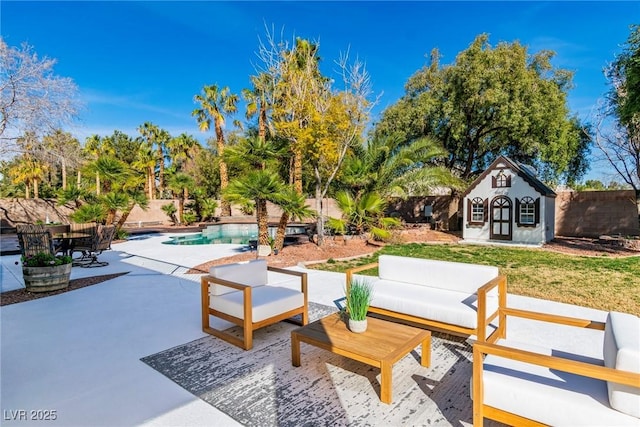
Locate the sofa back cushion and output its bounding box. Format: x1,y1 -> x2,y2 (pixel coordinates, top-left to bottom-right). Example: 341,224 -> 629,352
377,255 -> 498,294
209,259 -> 268,296
603,311 -> 640,418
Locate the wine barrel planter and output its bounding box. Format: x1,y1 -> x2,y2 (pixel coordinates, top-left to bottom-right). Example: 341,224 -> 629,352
22,263 -> 72,292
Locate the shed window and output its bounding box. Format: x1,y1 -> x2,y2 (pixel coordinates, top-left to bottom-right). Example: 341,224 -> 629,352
492,170 -> 511,188
515,196 -> 540,227
467,197 -> 487,225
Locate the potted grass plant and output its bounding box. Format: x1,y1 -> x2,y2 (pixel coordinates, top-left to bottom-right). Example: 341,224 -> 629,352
345,278 -> 374,333
19,252 -> 73,292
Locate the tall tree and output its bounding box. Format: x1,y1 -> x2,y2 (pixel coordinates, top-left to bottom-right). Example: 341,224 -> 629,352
167,133 -> 199,175
84,134 -> 115,195
374,34 -> 589,184
0,38 -> 79,155
242,73 -> 273,143
193,85 -> 238,216
594,25 -> 640,222
259,35 -> 327,193
167,172 -> 195,224
42,130 -> 82,190
138,122 -> 170,199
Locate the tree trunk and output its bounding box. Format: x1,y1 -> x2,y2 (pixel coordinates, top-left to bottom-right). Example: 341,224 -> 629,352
33,178 -> 39,199
147,167 -> 154,200
157,147 -> 165,198
274,212 -> 289,251
256,198 -> 269,246
293,148 -> 303,194
106,209 -> 116,225
116,202 -> 136,231
61,159 -> 67,190
636,189 -> 640,232
259,104 -> 267,142
315,187 -> 324,246
77,170 -> 81,186
96,173 -> 101,195
216,123 -> 231,217
178,192 -> 185,224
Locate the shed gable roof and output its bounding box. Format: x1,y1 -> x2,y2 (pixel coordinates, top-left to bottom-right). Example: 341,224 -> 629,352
461,155 -> 556,198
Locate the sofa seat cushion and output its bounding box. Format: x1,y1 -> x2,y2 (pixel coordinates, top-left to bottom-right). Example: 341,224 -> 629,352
370,279 -> 497,329
211,285 -> 304,323
377,255 -> 499,295
481,339 -> 639,426
209,259 -> 268,296
603,311 -> 640,418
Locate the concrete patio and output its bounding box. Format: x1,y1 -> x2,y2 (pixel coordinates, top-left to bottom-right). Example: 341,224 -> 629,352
1,233 -> 607,426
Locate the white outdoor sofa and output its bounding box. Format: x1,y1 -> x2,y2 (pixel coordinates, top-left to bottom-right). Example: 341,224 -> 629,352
345,255 -> 507,342
200,259 -> 308,350
473,308 -> 640,426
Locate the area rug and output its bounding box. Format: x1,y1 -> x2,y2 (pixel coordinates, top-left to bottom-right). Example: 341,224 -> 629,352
141,302 -> 476,426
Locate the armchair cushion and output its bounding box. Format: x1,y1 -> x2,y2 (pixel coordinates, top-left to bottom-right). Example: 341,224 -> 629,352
211,285 -> 305,323
482,339 -> 639,426
603,311 -> 640,418
209,259 -> 268,296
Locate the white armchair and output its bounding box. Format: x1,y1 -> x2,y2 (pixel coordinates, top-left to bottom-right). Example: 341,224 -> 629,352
200,259 -> 308,350
472,308 -> 640,426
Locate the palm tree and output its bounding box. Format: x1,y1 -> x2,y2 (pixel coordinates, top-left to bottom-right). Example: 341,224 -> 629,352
193,84 -> 239,216
138,122 -> 170,199
167,172 -> 195,224
224,171 -> 283,250
340,135 -> 464,198
242,73 -> 273,142
272,187 -> 315,251
224,135 -> 281,172
84,134 -> 115,195
328,190 -> 401,241
115,188 -> 149,231
132,140 -> 156,200
102,191 -> 129,225
168,133 -> 199,174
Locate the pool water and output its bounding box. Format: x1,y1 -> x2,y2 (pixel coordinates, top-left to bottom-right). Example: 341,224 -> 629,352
163,233 -> 255,245
161,223 -> 308,246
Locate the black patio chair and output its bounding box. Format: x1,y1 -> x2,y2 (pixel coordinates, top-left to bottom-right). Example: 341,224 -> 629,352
17,230 -> 56,258
79,225 -> 117,268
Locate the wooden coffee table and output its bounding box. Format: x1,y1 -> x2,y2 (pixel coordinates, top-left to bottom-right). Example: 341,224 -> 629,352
291,313 -> 431,404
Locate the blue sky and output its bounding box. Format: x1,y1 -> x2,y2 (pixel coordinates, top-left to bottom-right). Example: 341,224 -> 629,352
2,1 -> 638,182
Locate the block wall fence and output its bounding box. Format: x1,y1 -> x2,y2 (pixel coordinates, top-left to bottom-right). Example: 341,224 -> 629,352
1,191 -> 638,238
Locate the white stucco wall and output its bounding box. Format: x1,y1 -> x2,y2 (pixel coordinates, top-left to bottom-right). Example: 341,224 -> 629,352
462,164 -> 554,245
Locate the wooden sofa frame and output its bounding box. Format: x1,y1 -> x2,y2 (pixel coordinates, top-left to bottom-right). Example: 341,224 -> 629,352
201,266 -> 308,350
346,262 -> 507,343
472,307 -> 640,426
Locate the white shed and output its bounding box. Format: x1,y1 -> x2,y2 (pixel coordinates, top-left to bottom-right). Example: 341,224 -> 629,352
462,156 -> 556,245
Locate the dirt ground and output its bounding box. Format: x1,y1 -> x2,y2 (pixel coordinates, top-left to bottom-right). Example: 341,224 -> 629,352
188,227 -> 639,274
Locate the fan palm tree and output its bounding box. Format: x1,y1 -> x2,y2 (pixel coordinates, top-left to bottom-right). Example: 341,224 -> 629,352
138,122 -> 170,198
133,140 -> 157,200
224,171 -> 284,249
193,84 -> 239,216
272,187 -> 315,251
327,190 -> 401,241
242,73 -> 273,142
167,172 -> 195,224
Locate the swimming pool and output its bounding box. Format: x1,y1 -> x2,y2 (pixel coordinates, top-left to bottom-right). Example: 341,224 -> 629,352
162,223 -> 308,245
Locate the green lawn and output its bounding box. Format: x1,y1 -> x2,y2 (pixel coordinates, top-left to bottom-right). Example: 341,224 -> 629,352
309,243 -> 640,316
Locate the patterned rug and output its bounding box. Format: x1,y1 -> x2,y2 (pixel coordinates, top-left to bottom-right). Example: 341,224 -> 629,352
141,303 -> 476,426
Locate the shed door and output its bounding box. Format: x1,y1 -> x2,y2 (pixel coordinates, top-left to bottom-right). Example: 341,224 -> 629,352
490,196 -> 512,241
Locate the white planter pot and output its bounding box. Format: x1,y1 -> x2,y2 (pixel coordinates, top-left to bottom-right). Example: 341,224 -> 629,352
348,318 -> 367,333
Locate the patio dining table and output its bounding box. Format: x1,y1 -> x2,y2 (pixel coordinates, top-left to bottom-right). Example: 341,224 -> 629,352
53,232 -> 91,258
